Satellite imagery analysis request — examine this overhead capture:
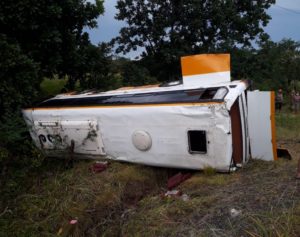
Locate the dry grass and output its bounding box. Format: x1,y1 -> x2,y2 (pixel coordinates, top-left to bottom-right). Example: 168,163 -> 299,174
0,161 -> 168,237
1,157 -> 299,237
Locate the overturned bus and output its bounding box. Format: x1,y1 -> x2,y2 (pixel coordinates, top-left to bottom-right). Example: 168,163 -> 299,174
22,54 -> 277,172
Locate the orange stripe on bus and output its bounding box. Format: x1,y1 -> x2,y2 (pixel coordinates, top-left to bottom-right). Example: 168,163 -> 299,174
23,101 -> 223,111
270,91 -> 278,161
181,54 -> 230,76
115,84 -> 160,91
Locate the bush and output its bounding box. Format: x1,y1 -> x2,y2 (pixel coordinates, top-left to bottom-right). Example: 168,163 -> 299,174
0,35 -> 44,198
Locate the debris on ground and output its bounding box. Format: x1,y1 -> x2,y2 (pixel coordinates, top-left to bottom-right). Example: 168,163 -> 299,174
167,172 -> 192,190
181,194 -> 190,202
230,208 -> 242,218
164,190 -> 182,197
57,218 -> 78,236
89,161 -> 108,173
69,219 -> 78,225
163,190 -> 190,201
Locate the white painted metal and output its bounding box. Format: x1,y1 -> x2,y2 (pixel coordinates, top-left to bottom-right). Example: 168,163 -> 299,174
247,91 -> 274,161
238,93 -> 250,165
183,71 -> 230,88
132,130 -> 152,151
31,119 -> 105,155
23,102 -> 234,171
224,82 -> 248,110
241,92 -> 250,163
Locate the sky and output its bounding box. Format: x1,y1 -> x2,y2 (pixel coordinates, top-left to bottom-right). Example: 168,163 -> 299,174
87,0 -> 300,57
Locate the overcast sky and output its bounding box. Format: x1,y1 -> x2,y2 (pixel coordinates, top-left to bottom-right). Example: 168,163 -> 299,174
87,0 -> 300,57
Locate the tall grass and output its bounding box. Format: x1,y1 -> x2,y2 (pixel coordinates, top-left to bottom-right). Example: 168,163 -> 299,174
276,112 -> 300,140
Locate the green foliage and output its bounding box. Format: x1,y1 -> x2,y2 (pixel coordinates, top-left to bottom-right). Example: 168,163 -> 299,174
256,39 -> 300,91
0,115 -> 44,200
0,35 -> 40,118
0,38 -> 43,185
0,147 -> 9,165
74,43 -> 116,90
0,0 -> 106,152
40,76 -> 68,98
0,0 -> 106,209
0,0 -> 104,77
230,39 -> 300,92
0,0 -> 106,121
0,0 -> 107,121
113,0 -> 275,80
122,61 -> 158,86
276,112 -> 300,140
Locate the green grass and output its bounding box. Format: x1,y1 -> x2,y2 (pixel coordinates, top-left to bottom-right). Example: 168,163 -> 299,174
1,156 -> 299,236
0,161 -> 168,237
276,112 -> 300,140
40,78 -> 67,97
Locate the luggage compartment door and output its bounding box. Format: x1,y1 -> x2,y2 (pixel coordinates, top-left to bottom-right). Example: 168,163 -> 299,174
61,120 -> 106,155
247,91 -> 277,161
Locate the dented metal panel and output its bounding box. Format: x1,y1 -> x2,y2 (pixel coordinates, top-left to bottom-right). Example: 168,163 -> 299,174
26,114 -> 106,156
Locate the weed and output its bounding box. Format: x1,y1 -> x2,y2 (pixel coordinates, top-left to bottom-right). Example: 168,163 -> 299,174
203,166 -> 217,176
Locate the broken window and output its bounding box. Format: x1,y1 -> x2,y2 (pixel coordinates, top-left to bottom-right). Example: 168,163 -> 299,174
38,87 -> 228,108
188,130 -> 207,154
201,88 -> 218,99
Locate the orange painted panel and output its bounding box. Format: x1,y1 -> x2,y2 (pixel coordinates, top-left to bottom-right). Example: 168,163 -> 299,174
270,91 -> 278,160
181,54 -> 230,76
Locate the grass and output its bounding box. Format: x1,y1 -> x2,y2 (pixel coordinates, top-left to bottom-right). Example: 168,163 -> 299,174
40,77 -> 67,97
1,155 -> 298,236
0,106 -> 300,236
276,112 -> 300,140
0,161 -> 168,237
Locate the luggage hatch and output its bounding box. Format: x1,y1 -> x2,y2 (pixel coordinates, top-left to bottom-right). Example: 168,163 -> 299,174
34,120 -> 106,155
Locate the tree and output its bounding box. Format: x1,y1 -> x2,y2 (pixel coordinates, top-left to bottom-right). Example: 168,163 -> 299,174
0,0 -> 104,150
229,39 -> 300,91
0,0 -> 105,134
0,0 -> 104,77
254,39 -> 300,91
0,35 -> 40,118
76,43 -> 118,90
112,0 -> 275,81
0,0 -> 105,115
121,61 -> 157,86
0,0 -> 107,193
